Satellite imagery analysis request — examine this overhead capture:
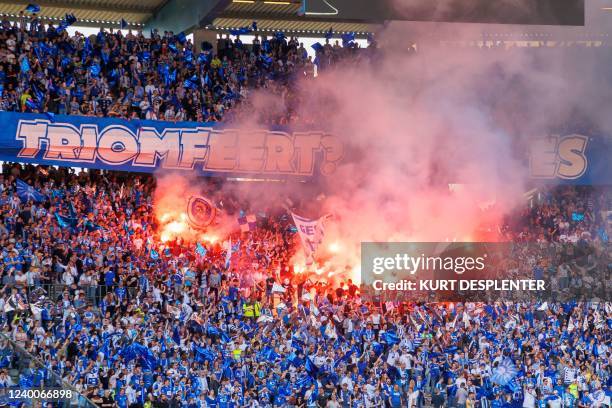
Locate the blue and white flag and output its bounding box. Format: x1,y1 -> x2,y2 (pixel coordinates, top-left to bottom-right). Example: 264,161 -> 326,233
16,179 -> 45,202
491,358 -> 519,386
55,213 -> 72,229
237,214 -> 257,232
290,212 -> 329,265
341,32 -> 355,47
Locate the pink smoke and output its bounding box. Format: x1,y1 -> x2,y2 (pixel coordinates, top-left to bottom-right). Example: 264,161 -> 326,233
154,22 -> 608,282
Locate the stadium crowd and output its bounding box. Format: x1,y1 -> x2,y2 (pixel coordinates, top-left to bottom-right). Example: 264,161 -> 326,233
0,9 -> 610,408
0,13 -> 369,126
0,164 -> 609,408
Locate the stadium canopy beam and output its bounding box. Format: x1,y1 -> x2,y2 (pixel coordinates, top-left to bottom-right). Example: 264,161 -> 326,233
1,0 -> 156,15
145,0 -> 229,34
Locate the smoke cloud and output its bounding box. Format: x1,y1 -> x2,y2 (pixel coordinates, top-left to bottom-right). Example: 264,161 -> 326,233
155,22 -> 612,281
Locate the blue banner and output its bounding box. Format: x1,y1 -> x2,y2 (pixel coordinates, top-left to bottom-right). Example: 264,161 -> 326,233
528,134 -> 610,185
0,112 -> 609,184
0,112 -> 343,179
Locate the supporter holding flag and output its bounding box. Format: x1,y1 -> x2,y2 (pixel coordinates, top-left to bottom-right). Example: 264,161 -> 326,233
25,3 -> 40,13
15,179 -> 45,202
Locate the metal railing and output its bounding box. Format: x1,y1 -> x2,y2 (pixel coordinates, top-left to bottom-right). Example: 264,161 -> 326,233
21,283 -> 139,307
0,332 -> 97,407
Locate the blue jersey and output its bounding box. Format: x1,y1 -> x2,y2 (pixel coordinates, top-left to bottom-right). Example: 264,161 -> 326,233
115,394 -> 128,408
217,393 -> 230,408
205,395 -> 218,407
389,390 -> 402,408
104,271 -> 115,286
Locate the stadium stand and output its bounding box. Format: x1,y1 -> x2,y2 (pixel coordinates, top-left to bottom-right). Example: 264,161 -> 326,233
0,5 -> 609,408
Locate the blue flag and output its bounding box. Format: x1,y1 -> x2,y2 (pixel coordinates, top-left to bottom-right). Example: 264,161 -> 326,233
172,326 -> 181,345
55,213 -> 70,229
325,27 -> 333,40
206,325 -> 220,337
89,64 -> 101,77
311,42 -> 323,52
193,345 -> 215,363
65,13 -> 77,25
291,336 -> 305,354
25,4 -> 40,13
598,227 -> 608,243
120,18 -> 128,29
183,79 -> 196,90
121,343 -> 158,370
261,55 -> 273,67
20,58 -> 30,73
56,13 -> 77,32
150,249 -> 159,260
16,179 -> 45,202
229,27 -> 252,36
287,353 -> 303,367
33,45 -> 43,62
220,331 -> 231,343
32,85 -> 44,104
305,357 -> 318,378
55,213 -> 76,229
341,32 -> 355,47
382,331 -> 400,345
333,349 -> 354,367
296,374 -> 312,392
195,242 -> 207,257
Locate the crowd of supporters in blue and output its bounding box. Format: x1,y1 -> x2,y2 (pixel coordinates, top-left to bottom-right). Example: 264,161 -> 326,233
0,10 -> 610,408
0,12 -> 369,126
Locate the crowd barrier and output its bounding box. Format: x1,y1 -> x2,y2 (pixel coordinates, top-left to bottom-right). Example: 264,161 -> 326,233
21,284 -> 139,307
0,332 -> 97,407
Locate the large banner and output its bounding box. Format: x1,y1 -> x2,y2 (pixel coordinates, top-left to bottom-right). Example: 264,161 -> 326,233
0,113 -> 609,184
0,112 -> 343,179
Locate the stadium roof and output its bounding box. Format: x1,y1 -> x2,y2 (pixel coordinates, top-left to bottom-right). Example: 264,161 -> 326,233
0,0 -> 378,35
0,0 -> 165,27
3,0 -> 604,36
208,1 -> 377,36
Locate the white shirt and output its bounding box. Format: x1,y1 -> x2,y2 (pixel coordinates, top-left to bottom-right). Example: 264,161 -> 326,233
522,388 -> 536,408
